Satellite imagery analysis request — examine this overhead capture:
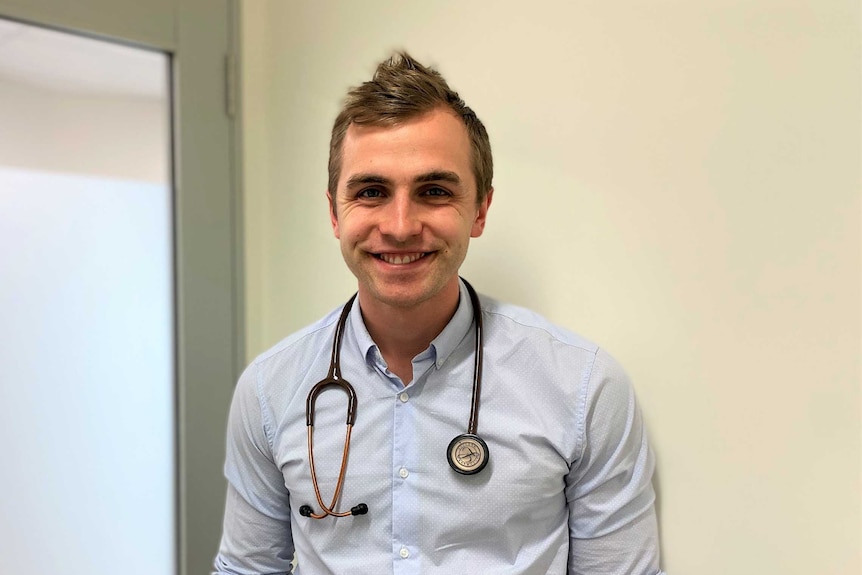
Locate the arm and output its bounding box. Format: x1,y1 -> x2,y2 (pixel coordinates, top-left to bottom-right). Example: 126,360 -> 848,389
213,363 -> 295,575
565,349 -> 665,575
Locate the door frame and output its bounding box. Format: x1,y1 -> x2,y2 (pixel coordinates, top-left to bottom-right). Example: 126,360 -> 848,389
0,1 -> 243,573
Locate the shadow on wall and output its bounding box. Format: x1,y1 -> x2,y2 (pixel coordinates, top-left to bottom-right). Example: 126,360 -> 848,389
653,464 -> 665,562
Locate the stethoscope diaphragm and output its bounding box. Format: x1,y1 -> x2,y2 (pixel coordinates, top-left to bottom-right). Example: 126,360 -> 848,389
447,433 -> 489,475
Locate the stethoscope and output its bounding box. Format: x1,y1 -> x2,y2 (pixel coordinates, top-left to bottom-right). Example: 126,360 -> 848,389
299,279 -> 489,519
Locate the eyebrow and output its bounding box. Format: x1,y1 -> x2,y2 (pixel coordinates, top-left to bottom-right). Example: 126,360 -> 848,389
414,170 -> 461,185
345,170 -> 462,189
345,173 -> 392,189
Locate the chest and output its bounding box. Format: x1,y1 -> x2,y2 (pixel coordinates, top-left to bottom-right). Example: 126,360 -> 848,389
271,351 -> 580,534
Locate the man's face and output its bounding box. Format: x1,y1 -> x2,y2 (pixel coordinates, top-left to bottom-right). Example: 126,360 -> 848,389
328,107 -> 492,311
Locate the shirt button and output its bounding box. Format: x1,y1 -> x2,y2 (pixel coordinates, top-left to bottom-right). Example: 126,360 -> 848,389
399,467 -> 409,479
399,546 -> 409,559
399,392 -> 409,403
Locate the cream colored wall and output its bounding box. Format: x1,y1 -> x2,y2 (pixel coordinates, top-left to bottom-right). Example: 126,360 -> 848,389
240,1 -> 861,573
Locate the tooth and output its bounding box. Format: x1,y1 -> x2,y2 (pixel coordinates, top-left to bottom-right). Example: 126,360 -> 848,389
380,253 -> 425,264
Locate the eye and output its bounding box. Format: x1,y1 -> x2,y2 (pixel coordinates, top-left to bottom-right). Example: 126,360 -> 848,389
357,187 -> 384,199
424,186 -> 451,197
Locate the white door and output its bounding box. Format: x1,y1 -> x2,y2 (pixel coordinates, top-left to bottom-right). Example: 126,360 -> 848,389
0,19 -> 175,574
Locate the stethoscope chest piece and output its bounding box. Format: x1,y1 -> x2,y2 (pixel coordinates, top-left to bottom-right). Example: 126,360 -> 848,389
447,433 -> 489,475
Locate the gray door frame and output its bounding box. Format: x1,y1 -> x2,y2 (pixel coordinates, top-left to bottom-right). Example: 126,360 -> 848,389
0,1 -> 243,573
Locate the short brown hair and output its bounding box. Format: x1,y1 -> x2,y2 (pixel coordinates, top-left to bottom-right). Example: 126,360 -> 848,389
328,52 -> 493,206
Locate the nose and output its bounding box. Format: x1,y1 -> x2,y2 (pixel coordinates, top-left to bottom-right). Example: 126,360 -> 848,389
378,192 -> 422,241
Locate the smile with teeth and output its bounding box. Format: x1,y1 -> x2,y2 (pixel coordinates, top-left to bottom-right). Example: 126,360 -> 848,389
375,252 -> 429,265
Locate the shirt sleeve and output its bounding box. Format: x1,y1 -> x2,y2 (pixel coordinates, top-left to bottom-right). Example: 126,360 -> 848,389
565,348 -> 665,575
213,362 -> 295,575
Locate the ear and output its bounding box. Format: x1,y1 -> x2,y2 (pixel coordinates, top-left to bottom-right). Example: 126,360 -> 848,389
470,187 -> 494,238
327,190 -> 340,238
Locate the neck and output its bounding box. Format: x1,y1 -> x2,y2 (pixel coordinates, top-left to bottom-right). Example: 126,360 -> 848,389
359,279 -> 461,377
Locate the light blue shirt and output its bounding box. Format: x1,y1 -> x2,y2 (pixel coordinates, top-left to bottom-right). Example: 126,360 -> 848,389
215,281 -> 665,574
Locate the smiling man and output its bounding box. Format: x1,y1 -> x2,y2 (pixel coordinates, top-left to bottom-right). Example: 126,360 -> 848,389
215,53 -> 665,575
328,105 -> 490,383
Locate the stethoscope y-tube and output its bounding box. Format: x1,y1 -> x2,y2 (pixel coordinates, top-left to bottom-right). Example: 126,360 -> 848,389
299,294 -> 368,519
300,279 -> 488,520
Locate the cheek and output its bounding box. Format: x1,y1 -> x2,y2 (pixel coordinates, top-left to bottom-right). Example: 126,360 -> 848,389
337,218 -> 368,244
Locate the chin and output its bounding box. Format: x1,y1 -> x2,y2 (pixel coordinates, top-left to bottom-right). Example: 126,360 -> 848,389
367,280 -> 440,309
372,289 -> 429,309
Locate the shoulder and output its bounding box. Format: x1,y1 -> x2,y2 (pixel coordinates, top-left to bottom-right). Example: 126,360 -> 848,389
476,293 -> 634,400
252,306 -> 342,367
236,305 -> 343,404
476,293 -> 628,410
474,293 -> 635,462
477,293 -> 599,356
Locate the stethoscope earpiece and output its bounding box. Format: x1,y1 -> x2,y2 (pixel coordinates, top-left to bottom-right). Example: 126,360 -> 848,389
299,502 -> 368,519
302,279 -> 488,520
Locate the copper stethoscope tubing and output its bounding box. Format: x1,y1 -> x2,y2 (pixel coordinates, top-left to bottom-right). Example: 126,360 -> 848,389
305,424 -> 355,518
304,294 -> 357,519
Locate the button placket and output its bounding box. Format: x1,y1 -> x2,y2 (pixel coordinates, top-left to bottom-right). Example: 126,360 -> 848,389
392,387 -> 418,572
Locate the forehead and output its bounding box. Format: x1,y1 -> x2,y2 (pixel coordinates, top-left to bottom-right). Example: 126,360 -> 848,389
338,108 -> 473,190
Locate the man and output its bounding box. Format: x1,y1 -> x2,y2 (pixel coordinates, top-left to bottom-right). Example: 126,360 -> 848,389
215,52 -> 665,574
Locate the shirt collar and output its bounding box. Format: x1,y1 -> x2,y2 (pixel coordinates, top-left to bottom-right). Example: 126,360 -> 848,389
429,280 -> 474,369
347,279 -> 476,370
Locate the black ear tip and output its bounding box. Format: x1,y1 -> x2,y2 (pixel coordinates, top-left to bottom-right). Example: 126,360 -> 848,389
351,503 -> 368,516
299,505 -> 313,517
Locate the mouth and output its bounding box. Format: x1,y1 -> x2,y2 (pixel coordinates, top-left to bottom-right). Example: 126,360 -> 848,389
373,252 -> 432,265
